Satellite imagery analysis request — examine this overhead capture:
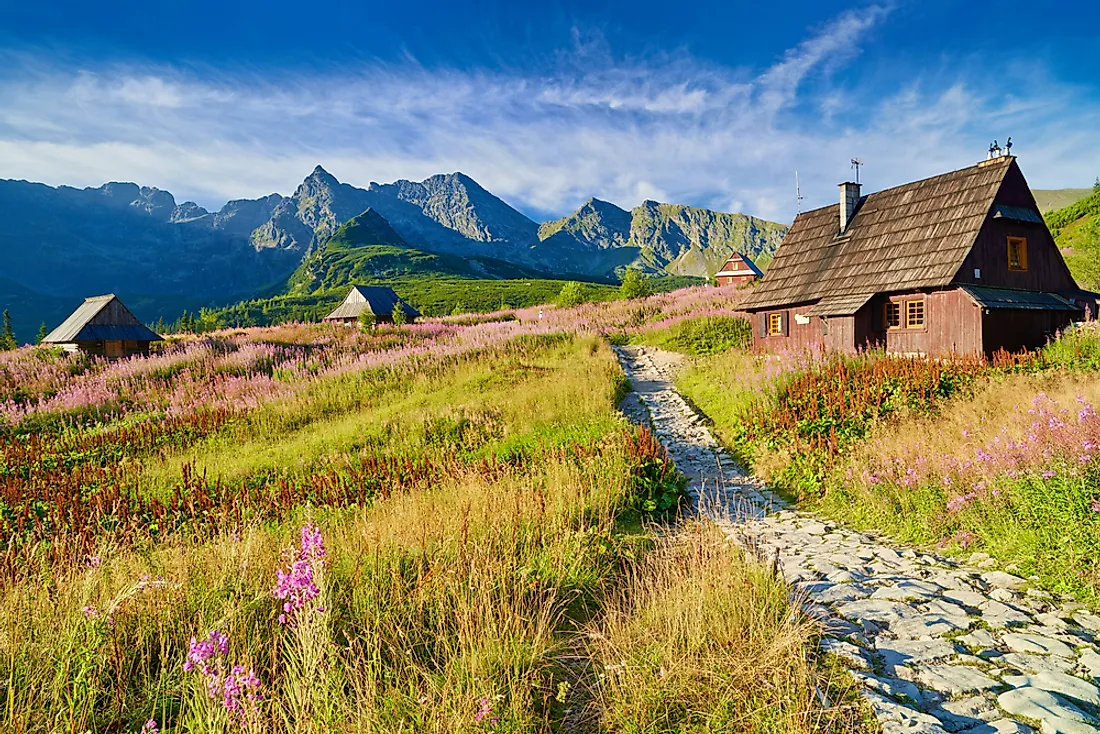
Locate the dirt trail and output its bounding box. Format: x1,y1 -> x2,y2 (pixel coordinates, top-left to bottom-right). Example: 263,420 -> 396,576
616,345 -> 1100,734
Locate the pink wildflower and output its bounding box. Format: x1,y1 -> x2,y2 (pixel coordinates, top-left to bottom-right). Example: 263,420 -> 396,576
272,523 -> 326,626
142,721 -> 158,733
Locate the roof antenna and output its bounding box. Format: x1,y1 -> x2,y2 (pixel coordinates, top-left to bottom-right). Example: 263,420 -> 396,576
795,170 -> 804,214
850,158 -> 863,185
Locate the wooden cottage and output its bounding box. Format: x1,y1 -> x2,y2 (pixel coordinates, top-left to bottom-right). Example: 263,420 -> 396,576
324,285 -> 420,324
713,253 -> 763,286
742,156 -> 1096,357
43,294 -> 163,357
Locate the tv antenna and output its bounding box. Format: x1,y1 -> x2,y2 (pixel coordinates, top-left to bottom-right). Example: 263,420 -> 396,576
796,171 -> 804,214
851,158 -> 863,184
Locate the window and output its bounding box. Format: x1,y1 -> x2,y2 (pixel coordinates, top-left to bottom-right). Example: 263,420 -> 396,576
884,302 -> 901,328
767,312 -> 783,336
1007,236 -> 1028,271
905,299 -> 925,328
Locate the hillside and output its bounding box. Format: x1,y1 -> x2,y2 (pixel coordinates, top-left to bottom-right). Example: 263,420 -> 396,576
1033,188 -> 1094,213
1047,189 -> 1100,290
287,209 -> 543,294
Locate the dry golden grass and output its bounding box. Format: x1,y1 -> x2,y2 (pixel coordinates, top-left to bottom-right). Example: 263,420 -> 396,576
588,522 -> 867,733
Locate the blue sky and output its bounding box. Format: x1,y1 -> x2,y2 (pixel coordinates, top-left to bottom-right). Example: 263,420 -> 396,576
1,0 -> 1098,222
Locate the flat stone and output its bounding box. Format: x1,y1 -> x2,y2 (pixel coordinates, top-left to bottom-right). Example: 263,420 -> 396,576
1077,648 -> 1100,678
892,613 -> 969,639
862,690 -> 950,734
944,587 -> 989,608
815,583 -> 875,604
1003,672 -> 1100,706
969,553 -> 992,564
998,653 -> 1076,675
798,520 -> 829,535
990,588 -> 1019,603
959,629 -> 998,649
982,571 -> 1027,590
982,601 -> 1035,628
1003,633 -> 1075,658
1072,611 -> 1100,633
967,721 -> 1034,733
853,671 -> 928,706
877,639 -> 958,671
998,687 -> 1096,733
924,599 -> 972,618
1036,613 -> 1070,629
872,580 -> 943,602
837,599 -> 909,624
935,695 -> 999,729
978,558 -> 999,569
915,665 -> 1001,696
821,637 -> 872,670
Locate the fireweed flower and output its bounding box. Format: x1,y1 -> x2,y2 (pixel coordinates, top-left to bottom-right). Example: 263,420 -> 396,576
474,696 -> 499,725
272,523 -> 326,626
183,630 -> 263,727
142,720 -> 158,733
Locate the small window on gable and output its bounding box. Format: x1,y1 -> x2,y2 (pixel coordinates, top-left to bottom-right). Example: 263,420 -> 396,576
767,312 -> 783,336
906,299 -> 925,329
884,302 -> 901,329
1007,236 -> 1028,271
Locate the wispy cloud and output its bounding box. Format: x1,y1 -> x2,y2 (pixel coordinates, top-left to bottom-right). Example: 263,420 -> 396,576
0,5 -> 1096,223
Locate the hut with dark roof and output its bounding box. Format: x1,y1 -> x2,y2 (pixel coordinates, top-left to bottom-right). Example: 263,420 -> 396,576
43,294 -> 163,358
742,155 -> 1096,357
324,285 -> 420,325
713,253 -> 763,286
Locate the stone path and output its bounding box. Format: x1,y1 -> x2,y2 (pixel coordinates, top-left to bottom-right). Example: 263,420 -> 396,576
616,345 -> 1100,734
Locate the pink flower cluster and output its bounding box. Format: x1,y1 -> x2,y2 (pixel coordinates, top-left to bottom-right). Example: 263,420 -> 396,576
272,523 -> 326,626
858,392 -> 1100,513
183,630 -> 263,727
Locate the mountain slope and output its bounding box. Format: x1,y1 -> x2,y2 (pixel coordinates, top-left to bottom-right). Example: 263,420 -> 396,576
535,197 -> 787,278
0,165 -> 787,341
287,208 -> 544,293
1033,188 -> 1094,213
1047,190 -> 1100,290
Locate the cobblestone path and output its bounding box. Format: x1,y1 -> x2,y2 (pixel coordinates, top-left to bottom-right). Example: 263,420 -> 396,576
616,345 -> 1100,734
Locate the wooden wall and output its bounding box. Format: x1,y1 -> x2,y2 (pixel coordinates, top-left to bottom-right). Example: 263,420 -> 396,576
953,165 -> 1078,292
751,305 -> 824,352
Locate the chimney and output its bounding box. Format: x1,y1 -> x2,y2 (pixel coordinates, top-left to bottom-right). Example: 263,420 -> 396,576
839,181 -> 861,233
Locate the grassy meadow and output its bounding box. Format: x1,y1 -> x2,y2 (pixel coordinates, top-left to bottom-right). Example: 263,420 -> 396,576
0,285 -> 857,733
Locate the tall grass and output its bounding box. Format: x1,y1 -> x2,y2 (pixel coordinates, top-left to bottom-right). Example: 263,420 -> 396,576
590,522 -> 863,733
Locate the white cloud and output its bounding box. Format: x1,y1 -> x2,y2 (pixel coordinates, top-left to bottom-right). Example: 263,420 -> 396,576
0,6 -> 1097,225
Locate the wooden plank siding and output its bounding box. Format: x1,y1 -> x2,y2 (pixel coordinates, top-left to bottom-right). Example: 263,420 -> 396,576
743,156 -> 1089,358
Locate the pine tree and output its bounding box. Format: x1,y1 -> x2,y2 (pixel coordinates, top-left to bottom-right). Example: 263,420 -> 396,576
36,322 -> 48,345
0,310 -> 16,351
1094,176 -> 1100,194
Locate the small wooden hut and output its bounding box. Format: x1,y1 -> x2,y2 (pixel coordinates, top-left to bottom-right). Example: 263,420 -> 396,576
43,294 -> 163,357
713,253 -> 763,286
742,155 -> 1097,357
324,285 -> 420,324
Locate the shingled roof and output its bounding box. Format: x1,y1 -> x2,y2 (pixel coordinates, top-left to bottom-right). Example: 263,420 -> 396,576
324,286 -> 420,321
44,295 -> 163,343
743,156 -> 1017,314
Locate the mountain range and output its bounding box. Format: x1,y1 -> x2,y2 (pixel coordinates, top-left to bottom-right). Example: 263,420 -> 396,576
0,166 -> 787,339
